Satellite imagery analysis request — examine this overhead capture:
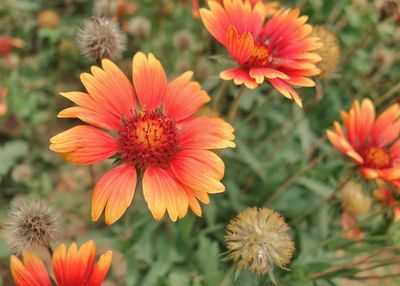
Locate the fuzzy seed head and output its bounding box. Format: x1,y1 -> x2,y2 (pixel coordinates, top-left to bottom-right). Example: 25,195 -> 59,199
377,0 -> 400,20
127,16 -> 151,38
311,26 -> 340,79
93,0 -> 117,19
225,207 -> 295,275
173,30 -> 195,51
3,199 -> 62,254
76,17 -> 126,61
340,181 -> 371,217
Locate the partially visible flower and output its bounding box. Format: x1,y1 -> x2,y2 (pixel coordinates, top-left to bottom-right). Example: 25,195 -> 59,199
173,30 -> 195,51
340,181 -> 371,217
374,182 -> 400,221
76,17 -> 126,62
0,36 -> 24,56
183,0 -> 279,17
327,99 -> 400,188
10,240 -> 112,286
341,211 -> 363,240
127,16 -> 151,38
200,0 -> 322,106
225,207 -> 294,275
37,10 -> 60,28
3,199 -> 62,254
50,52 -> 235,224
311,26 -> 340,79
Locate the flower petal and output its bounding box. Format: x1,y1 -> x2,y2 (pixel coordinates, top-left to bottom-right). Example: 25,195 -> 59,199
132,52 -> 167,112
87,250 -> 113,286
224,26 -> 254,65
50,126 -> 118,165
164,71 -> 210,121
220,68 -> 258,89
170,149 -> 225,194
91,164 -> 137,225
10,253 -> 51,286
177,116 -> 235,149
142,167 -> 189,221
268,78 -> 303,107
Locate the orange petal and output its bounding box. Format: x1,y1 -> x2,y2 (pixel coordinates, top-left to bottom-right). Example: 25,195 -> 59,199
49,126 -> 118,165
170,149 -> 225,194
87,250 -> 113,286
268,78 -> 303,107
10,253 -> 51,286
164,71 -> 210,121
220,68 -> 258,89
142,167 -> 189,221
132,52 -> 167,112
91,164 -> 137,224
178,116 -> 235,149
225,26 -> 254,65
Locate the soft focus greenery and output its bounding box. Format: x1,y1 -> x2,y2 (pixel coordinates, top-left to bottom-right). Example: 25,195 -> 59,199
1,0 -> 400,285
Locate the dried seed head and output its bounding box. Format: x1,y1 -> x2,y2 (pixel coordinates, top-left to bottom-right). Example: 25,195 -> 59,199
225,207 -> 295,275
127,16 -> 151,38
93,0 -> 117,19
340,181 -> 371,217
11,164 -> 32,183
377,0 -> 400,20
76,17 -> 126,62
311,26 -> 340,79
2,199 -> 62,254
173,30 -> 195,51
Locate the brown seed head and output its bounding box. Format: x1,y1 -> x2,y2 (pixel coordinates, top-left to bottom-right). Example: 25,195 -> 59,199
225,207 -> 295,275
2,199 -> 62,254
311,26 -> 340,79
173,30 -> 195,51
76,17 -> 126,62
127,16 -> 151,38
340,181 -> 371,217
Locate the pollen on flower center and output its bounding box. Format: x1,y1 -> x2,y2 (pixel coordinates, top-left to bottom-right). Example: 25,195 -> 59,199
363,146 -> 391,169
245,44 -> 272,68
119,112 -> 179,168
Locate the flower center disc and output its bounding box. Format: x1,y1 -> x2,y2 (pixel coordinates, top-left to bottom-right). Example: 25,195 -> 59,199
119,112 -> 178,168
363,146 -> 391,169
245,44 -> 272,68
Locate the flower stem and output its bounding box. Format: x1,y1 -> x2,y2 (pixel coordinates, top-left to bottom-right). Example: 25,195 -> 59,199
228,85 -> 246,124
212,80 -> 229,112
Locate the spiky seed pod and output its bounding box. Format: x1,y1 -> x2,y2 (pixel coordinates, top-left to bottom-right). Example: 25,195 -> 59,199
2,199 -> 62,254
127,16 -> 151,38
173,30 -> 195,51
311,26 -> 340,79
76,17 -> 126,63
225,207 -> 295,275
340,181 -> 371,217
93,0 -> 117,19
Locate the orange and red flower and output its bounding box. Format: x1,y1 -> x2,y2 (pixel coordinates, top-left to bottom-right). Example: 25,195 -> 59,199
50,52 -> 235,224
374,182 -> 400,221
0,36 -> 24,56
200,0 -> 322,106
10,240 -> 112,286
182,0 -> 278,17
327,99 -> 400,187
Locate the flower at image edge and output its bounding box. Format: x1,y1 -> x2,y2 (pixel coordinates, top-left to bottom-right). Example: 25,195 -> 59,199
327,99 -> 400,187
10,240 -> 112,286
50,52 -> 235,224
200,0 -> 323,107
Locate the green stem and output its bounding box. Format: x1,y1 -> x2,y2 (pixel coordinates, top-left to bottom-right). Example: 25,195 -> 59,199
213,80 -> 229,112
228,85 -> 246,124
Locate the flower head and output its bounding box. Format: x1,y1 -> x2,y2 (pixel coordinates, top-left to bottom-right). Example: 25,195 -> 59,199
3,199 -> 62,254
340,181 -> 371,217
374,181 -> 400,221
76,17 -> 126,62
327,99 -> 400,187
10,240 -> 112,286
200,0 -> 322,107
0,86 -> 8,116
37,10 -> 60,28
311,26 -> 340,79
225,207 -> 294,275
50,52 -> 235,224
127,16 -> 151,38
0,36 -> 24,56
